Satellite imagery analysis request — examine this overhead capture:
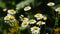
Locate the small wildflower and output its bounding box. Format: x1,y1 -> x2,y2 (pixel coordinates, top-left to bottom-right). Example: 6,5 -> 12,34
34,13 -> 44,20
21,21 -> 29,28
37,21 -> 45,26
24,6 -> 31,11
55,7 -> 60,12
31,26 -> 40,34
47,2 -> 55,6
29,19 -> 36,24
4,14 -> 15,22
8,9 -> 16,14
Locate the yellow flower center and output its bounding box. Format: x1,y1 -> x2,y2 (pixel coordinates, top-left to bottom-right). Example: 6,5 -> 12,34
25,6 -> 30,9
23,22 -> 27,25
36,13 -> 40,16
33,26 -> 38,30
23,17 -> 27,20
6,16 -> 10,18
30,19 -> 34,22
38,21 -> 42,24
57,7 -> 60,10
9,15 -> 14,20
10,9 -> 14,13
49,2 -> 54,6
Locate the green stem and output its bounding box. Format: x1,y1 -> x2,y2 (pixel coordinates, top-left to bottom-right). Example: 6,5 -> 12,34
55,17 -> 58,26
54,12 -> 59,28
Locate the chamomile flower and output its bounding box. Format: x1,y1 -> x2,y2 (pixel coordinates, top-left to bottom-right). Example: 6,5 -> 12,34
47,2 -> 55,6
21,17 -> 29,21
34,13 -> 44,20
4,15 -> 10,20
37,21 -> 45,26
31,26 -> 40,34
29,19 -> 36,24
24,6 -> 31,11
21,21 -> 29,28
8,9 -> 16,14
55,7 -> 60,12
4,14 -> 15,22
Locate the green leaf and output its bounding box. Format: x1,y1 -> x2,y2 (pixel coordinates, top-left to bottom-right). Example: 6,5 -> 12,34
0,1 -> 6,8
16,0 -> 34,10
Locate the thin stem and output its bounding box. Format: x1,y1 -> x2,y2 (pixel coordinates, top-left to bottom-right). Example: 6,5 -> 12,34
54,12 -> 59,28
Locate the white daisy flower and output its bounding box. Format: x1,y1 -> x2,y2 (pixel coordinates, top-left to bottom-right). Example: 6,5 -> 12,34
31,26 -> 40,34
21,21 -> 29,28
47,2 -> 55,6
8,9 -> 16,14
24,6 -> 31,11
29,19 -> 36,24
55,7 -> 60,12
34,13 -> 44,20
4,14 -> 15,22
21,17 -> 29,21
37,21 -> 45,26
4,16 -> 10,20
4,14 -> 12,20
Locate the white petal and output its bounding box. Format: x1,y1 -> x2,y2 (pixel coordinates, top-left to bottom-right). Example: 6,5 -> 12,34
8,10 -> 16,14
42,22 -> 45,24
55,9 -> 58,12
29,20 -> 36,24
24,6 -> 31,11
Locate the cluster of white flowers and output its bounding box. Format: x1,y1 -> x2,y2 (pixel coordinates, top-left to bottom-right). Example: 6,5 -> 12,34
4,14 -> 16,22
47,2 -> 60,14
4,9 -> 16,22
19,13 -> 47,34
